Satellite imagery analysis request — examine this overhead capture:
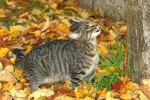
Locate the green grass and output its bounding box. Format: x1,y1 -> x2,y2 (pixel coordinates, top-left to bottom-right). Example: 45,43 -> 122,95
87,39 -> 127,92
0,0 -> 7,7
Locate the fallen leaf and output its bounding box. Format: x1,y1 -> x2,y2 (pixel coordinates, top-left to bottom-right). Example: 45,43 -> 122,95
125,82 -> 139,91
23,33 -> 35,40
74,87 -> 85,98
97,88 -> 107,95
142,79 -> 150,86
110,81 -> 126,93
98,44 -> 108,56
109,30 -> 117,38
140,86 -> 150,99
11,87 -> 27,100
119,25 -> 127,35
0,93 -> 13,100
29,89 -> 54,100
13,69 -> 23,77
0,10 -> 6,18
99,8 -> 104,18
79,9 -> 90,19
2,82 -> 14,92
105,91 -> 118,100
0,28 -> 7,37
0,70 -> 17,84
4,64 -> 14,72
37,96 -> 47,100
0,62 -> 3,69
120,93 -> 132,100
0,57 -> 10,67
8,26 -> 21,37
0,48 -> 9,57
83,96 -> 94,100
0,37 -> 7,47
41,19 -> 50,32
47,89 -> 76,100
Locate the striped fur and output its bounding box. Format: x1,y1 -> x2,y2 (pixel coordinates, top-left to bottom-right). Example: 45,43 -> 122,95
13,19 -> 101,92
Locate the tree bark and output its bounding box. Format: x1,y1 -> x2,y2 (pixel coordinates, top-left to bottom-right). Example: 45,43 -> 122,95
125,0 -> 150,83
78,0 -> 126,21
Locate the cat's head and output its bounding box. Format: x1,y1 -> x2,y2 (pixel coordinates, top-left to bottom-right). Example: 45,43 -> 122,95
68,19 -> 101,42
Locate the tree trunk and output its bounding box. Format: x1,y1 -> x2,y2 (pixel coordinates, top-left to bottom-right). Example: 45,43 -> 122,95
126,0 -> 150,84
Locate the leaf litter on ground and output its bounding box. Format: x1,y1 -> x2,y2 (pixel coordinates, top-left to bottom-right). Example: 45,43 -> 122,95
0,0 -> 150,100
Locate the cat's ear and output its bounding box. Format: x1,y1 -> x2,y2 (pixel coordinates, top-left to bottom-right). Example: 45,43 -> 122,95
68,32 -> 81,40
70,19 -> 80,26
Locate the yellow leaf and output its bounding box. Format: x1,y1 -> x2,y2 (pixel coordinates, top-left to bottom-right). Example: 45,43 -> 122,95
125,82 -> 139,90
8,26 -> 20,37
83,96 -> 94,100
10,57 -> 15,64
98,44 -> 108,56
25,45 -> 33,54
30,22 -> 39,28
0,48 -> 9,57
64,6 -> 78,12
80,10 -> 90,19
37,96 -> 47,100
119,25 -> 127,34
105,91 -> 112,100
0,10 -> 6,18
21,78 -> 27,83
99,8 -> 104,18
74,87 -> 85,98
0,28 -> 7,36
41,19 -> 50,32
61,19 -> 72,27
31,30 -> 41,37
28,89 -> 54,100
139,90 -> 150,100
11,88 -> 27,99
109,30 -> 117,38
97,88 -> 107,95
120,93 -> 132,100
13,69 -> 23,77
2,82 -> 14,92
19,12 -> 29,18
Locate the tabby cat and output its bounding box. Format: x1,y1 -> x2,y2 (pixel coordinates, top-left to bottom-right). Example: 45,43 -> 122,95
13,19 -> 101,92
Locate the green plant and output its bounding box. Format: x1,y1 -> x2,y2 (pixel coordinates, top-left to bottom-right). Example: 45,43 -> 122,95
87,39 -> 127,92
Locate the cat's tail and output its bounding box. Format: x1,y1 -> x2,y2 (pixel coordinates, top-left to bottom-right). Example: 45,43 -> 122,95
13,49 -> 25,70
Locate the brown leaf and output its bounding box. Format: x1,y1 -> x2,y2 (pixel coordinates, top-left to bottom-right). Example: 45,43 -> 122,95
23,33 -> 35,40
0,37 -> 7,47
0,57 -> 11,67
110,81 -> 125,93
140,86 -> 150,99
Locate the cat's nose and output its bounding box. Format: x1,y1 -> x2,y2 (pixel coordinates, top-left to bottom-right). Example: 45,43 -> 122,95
96,30 -> 100,32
